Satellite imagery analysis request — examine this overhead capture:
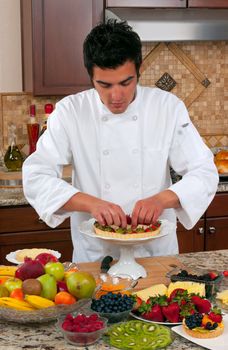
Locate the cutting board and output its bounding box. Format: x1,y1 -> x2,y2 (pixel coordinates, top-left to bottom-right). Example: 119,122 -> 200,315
77,256 -> 184,291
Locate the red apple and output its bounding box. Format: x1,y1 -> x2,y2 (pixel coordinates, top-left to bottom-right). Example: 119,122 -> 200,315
35,253 -> 58,265
15,258 -> 45,281
57,280 -> 68,292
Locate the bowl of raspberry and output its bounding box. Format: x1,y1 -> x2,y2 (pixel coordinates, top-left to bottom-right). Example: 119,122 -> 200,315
57,311 -> 108,346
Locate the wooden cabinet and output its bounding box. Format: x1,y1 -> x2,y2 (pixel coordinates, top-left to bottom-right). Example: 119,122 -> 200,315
106,0 -> 228,8
177,192 -> 228,253
205,192 -> 228,251
0,205 -> 73,265
106,1 -> 187,7
21,0 -> 104,96
188,0 -> 228,8
177,220 -> 204,254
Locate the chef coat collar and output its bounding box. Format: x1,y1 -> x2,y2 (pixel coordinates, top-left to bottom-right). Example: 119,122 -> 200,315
94,85 -> 141,118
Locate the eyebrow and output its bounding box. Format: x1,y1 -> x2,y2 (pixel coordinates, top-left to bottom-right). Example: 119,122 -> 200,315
95,76 -> 135,85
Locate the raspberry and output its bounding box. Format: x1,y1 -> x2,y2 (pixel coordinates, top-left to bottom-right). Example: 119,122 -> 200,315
89,313 -> 98,322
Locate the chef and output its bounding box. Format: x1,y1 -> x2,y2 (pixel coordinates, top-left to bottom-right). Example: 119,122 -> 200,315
23,20 -> 219,263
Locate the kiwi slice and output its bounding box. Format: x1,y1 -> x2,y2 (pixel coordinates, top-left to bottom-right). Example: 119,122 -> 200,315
106,320 -> 172,350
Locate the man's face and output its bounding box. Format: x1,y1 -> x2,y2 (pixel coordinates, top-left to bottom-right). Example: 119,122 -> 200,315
92,60 -> 138,114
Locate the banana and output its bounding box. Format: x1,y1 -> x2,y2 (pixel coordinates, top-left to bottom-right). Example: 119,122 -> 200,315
25,295 -> 55,309
0,297 -> 35,311
0,266 -> 17,277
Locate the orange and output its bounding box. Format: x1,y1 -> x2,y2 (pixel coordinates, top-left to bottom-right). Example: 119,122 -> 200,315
54,291 -> 76,305
10,288 -> 24,300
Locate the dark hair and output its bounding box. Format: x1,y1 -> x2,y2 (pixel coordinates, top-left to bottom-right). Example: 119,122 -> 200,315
83,19 -> 142,79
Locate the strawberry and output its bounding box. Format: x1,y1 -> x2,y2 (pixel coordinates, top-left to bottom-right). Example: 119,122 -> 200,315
162,302 -> 180,323
169,288 -> 186,301
132,296 -> 143,310
142,304 -> 165,322
179,302 -> 196,320
223,270 -> 228,277
208,307 -> 223,323
208,272 -> 218,280
191,295 -> 211,314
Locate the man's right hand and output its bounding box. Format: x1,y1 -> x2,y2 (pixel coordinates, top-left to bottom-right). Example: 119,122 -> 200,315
61,192 -> 127,228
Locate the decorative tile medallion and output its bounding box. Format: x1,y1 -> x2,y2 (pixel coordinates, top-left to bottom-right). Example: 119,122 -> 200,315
155,72 -> 176,91
140,42 -> 211,108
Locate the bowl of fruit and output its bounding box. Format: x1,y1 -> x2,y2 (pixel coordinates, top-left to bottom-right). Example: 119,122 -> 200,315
0,251 -> 97,323
57,311 -> 108,346
90,291 -> 135,323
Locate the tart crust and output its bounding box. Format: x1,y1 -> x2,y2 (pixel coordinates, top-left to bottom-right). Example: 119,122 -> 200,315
182,320 -> 224,339
93,224 -> 161,239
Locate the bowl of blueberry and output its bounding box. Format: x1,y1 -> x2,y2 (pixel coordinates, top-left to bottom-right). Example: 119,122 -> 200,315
90,291 -> 135,323
57,311 -> 108,346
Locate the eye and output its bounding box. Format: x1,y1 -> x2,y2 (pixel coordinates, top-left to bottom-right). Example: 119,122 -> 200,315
120,79 -> 133,87
99,82 -> 111,89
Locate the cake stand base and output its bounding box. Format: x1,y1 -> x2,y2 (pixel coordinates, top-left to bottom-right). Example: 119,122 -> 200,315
108,245 -> 147,280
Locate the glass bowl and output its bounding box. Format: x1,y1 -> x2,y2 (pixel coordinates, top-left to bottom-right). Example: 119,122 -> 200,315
57,311 -> 108,346
166,267 -> 223,300
98,308 -> 132,324
95,273 -> 138,298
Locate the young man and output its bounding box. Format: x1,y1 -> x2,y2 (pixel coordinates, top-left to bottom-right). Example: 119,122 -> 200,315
23,20 -> 218,263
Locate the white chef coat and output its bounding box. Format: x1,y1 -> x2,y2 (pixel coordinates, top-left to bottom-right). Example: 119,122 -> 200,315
22,86 -> 218,263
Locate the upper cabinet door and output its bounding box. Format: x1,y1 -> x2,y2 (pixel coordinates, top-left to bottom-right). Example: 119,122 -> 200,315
188,0 -> 228,7
106,1 -> 187,7
21,0 -> 104,96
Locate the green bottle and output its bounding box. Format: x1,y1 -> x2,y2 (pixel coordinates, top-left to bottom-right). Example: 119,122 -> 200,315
4,126 -> 23,171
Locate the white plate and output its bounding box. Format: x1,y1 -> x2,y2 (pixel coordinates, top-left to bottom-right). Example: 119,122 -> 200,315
172,314 -> 228,350
6,249 -> 61,265
79,219 -> 174,244
130,311 -> 181,326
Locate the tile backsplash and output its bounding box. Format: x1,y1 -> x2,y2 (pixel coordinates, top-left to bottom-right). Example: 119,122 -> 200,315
0,40 -> 227,153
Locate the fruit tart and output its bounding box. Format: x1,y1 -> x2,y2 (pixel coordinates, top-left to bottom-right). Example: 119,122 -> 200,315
93,215 -> 161,239
183,307 -> 224,339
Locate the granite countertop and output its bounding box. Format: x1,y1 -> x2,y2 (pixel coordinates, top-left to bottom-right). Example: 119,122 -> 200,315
0,250 -> 227,350
0,182 -> 228,207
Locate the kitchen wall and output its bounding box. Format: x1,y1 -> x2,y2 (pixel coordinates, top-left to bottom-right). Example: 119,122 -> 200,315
0,40 -> 227,154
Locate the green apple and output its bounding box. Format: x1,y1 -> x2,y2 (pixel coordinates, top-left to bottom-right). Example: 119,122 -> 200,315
66,271 -> 96,299
37,274 -> 57,300
44,262 -> 65,281
4,278 -> 22,293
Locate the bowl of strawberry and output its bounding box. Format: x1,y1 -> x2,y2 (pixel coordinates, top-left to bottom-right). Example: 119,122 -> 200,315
57,311 -> 108,346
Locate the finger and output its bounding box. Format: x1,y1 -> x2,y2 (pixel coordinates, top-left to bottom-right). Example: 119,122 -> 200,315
137,208 -> 147,225
103,211 -> 113,226
131,204 -> 141,228
151,208 -> 161,223
96,213 -> 106,226
144,211 -> 154,225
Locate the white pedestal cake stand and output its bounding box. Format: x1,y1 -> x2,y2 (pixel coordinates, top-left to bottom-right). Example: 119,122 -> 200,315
79,219 -> 175,280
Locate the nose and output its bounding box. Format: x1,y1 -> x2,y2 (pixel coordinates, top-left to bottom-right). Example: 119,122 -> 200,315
110,86 -> 124,101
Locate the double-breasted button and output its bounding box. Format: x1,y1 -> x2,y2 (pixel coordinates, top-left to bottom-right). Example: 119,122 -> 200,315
133,183 -> 139,188
103,149 -> 110,156
105,183 -> 110,189
132,115 -> 138,121
132,148 -> 139,154
102,116 -> 108,122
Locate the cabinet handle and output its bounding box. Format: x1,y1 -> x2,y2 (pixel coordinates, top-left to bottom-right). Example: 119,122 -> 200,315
208,226 -> 216,234
198,227 -> 204,235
